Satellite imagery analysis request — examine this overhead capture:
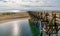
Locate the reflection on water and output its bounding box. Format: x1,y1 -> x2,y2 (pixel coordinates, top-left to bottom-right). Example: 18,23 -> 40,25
29,20 -> 40,36
12,21 -> 19,36
0,19 -> 32,36
0,19 -> 60,36
29,19 -> 60,36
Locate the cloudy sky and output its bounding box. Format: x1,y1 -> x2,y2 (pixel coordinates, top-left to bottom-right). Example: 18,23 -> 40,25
0,0 -> 60,12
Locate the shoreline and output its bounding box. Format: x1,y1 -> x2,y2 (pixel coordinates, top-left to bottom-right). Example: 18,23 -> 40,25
0,12 -> 30,23
0,17 -> 30,23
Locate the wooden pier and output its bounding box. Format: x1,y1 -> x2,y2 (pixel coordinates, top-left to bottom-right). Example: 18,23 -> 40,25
28,11 -> 60,36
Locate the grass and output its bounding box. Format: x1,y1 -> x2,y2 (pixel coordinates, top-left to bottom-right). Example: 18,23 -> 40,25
29,19 -> 40,36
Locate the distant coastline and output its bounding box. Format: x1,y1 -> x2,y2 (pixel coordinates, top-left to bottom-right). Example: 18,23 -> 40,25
0,12 -> 30,23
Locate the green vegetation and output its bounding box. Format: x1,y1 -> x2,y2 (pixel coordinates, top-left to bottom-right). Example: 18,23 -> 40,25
29,19 -> 40,36
0,12 -> 16,16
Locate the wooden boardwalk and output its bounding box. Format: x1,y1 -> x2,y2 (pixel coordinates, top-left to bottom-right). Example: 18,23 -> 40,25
28,11 -> 60,36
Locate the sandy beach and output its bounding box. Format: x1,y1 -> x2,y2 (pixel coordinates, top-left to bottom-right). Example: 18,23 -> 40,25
0,17 -> 30,23
0,12 -> 30,23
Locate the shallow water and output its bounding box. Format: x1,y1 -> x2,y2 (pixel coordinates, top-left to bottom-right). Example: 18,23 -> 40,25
0,19 -> 32,36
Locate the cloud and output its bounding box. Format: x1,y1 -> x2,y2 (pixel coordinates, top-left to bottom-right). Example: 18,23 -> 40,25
21,0 -> 60,7
0,0 -> 20,9
20,0 -> 45,6
0,0 -> 60,12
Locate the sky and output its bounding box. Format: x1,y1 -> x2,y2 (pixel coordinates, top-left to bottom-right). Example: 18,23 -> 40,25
0,0 -> 60,12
